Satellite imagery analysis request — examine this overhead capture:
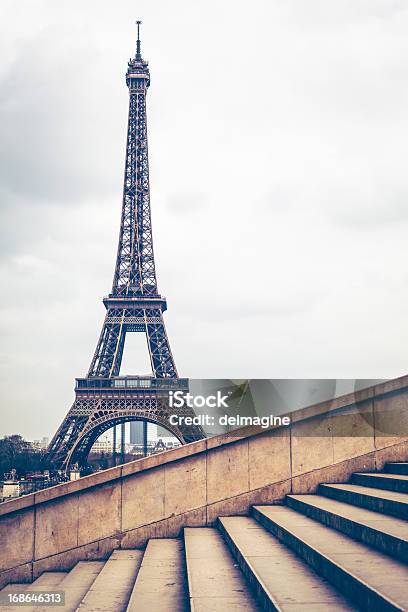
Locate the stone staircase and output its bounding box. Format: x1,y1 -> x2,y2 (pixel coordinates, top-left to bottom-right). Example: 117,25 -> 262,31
2,462 -> 407,611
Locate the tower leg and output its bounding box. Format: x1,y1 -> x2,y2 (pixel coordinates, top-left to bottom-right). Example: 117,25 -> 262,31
146,317 -> 178,377
113,426 -> 117,467
120,423 -> 125,464
143,421 -> 148,457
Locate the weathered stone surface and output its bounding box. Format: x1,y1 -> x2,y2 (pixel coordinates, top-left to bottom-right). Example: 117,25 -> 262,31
163,507 -> 208,536
164,454 -> 206,516
375,440 -> 408,470
32,536 -> 119,579
35,495 -> 79,560
0,508 -> 34,572
290,387 -> 374,425
55,561 -> 104,611
207,439 -> 249,504
127,540 -> 187,612
35,466 -> 123,505
30,571 -> 67,588
206,480 -> 290,524
207,430 -> 249,450
292,452 -> 377,494
331,405 -> 375,464
249,428 -> 290,490
318,481 -> 408,519
121,439 -> 207,478
253,504 -> 408,610
374,392 -> 408,450
121,508 -> 207,549
0,563 -> 32,590
0,494 -> 34,517
185,527 -> 259,610
78,481 -> 121,546
78,550 -> 142,611
121,467 -> 165,531
374,375 -> 408,397
291,416 -> 333,477
162,439 -> 207,462
220,515 -> 354,609
286,493 -> 408,562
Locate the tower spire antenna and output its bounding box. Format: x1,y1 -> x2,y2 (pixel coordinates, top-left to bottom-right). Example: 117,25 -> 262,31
136,20 -> 142,60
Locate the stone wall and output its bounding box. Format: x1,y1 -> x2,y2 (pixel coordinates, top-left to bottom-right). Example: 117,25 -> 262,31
1,376 -> 408,587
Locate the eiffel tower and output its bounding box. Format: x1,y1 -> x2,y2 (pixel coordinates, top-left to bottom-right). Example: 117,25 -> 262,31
47,23 -> 204,470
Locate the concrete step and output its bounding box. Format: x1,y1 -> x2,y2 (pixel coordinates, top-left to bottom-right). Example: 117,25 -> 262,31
78,550 -> 143,612
319,483 -> 408,520
127,539 -> 188,612
218,515 -> 356,611
351,472 -> 408,493
184,527 -> 261,611
30,572 -> 67,588
0,583 -> 30,612
57,560 -> 104,612
286,494 -> 408,563
0,583 -> 30,593
253,505 -> 408,611
3,572 -> 68,612
385,463 -> 408,475
13,562 -> 104,612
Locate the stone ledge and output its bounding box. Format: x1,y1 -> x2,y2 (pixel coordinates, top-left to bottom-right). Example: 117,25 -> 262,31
1,437 -> 407,589
1,376 -> 407,519
34,464 -> 124,504
0,494 -> 34,517
122,438 -> 207,477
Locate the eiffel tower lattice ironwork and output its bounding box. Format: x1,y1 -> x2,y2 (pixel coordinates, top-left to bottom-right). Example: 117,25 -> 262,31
47,23 -> 205,470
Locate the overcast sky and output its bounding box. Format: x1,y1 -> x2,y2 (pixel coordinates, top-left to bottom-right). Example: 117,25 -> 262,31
1,0 -> 408,440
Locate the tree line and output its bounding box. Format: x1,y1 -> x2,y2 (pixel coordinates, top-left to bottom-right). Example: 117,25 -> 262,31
0,435 -> 44,478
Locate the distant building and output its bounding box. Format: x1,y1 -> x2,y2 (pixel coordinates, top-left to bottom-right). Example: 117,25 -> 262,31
70,466 -> 80,481
1,469 -> 67,503
130,421 -> 145,445
154,439 -> 166,453
90,436 -> 113,454
152,438 -> 181,454
32,437 -> 49,450
1,472 -> 20,501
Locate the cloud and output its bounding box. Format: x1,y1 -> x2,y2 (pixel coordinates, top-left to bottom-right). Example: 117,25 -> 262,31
164,191 -> 209,214
0,26 -> 125,204
327,181 -> 408,228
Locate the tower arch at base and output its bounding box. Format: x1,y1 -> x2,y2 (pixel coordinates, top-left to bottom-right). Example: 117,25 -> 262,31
47,385 -> 205,472
64,411 -> 186,472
